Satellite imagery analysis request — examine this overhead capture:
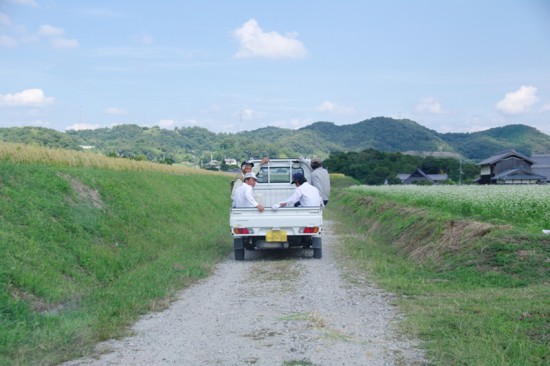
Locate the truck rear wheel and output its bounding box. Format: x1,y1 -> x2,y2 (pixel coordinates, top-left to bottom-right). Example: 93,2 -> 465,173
313,248 -> 322,259
235,248 -> 245,261
234,238 -> 244,261
312,237 -> 322,259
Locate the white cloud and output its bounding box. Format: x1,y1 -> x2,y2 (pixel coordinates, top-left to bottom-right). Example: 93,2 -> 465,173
240,108 -> 256,119
50,37 -> 79,49
231,108 -> 265,121
10,0 -> 38,6
65,123 -> 101,131
233,19 -> 308,59
415,97 -> 444,114
316,101 -> 336,112
38,24 -> 65,37
272,118 -> 312,130
134,32 -> 154,45
542,103 -> 550,112
35,25 -> 78,49
496,85 -> 539,114
158,119 -> 177,128
105,107 -> 128,115
0,88 -> 54,106
316,100 -> 355,115
0,34 -> 17,47
157,119 -> 198,129
140,35 -> 154,44
435,115 -> 493,133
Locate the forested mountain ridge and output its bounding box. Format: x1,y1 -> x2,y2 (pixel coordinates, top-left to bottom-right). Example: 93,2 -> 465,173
300,118 -> 550,159
439,124 -> 550,159
301,117 -> 456,154
1,118 -> 549,165
0,126 -> 82,150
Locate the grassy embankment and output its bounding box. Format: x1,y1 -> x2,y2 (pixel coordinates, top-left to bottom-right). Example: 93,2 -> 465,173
0,143 -> 232,365
329,175 -> 549,366
3,144 -> 548,366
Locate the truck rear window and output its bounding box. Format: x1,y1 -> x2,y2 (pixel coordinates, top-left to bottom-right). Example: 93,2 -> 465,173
257,166 -> 304,184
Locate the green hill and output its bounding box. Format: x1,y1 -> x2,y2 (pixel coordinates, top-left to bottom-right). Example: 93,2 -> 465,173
301,117 -> 456,154
0,127 -> 82,150
439,124 -> 550,159
234,126 -> 342,159
2,118 -> 550,164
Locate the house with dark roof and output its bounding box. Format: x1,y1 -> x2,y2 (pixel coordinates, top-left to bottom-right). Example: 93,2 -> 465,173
531,154 -> 550,183
477,149 -> 546,184
397,168 -> 448,185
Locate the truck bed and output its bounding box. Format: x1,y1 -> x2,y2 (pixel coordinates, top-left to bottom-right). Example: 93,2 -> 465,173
249,185 -> 295,207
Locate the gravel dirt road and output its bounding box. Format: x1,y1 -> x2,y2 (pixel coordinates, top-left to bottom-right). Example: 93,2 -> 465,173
63,220 -> 427,366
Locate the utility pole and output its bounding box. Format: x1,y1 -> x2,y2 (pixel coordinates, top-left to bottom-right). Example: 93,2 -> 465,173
459,159 -> 463,185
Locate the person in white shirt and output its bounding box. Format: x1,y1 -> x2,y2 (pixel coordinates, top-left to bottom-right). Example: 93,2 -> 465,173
232,172 -> 265,212
279,172 -> 324,208
230,157 -> 269,200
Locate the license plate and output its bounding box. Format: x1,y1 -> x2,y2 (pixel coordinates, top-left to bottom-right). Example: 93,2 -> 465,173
266,230 -> 287,242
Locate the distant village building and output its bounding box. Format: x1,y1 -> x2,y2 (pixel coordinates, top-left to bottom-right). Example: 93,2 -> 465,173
397,168 -> 448,185
204,159 -> 221,170
79,145 -> 95,150
224,158 -> 238,166
477,149 -> 546,185
531,154 -> 550,183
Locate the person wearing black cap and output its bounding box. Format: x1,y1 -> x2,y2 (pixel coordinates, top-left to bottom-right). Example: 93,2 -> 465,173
278,172 -> 323,208
230,157 -> 269,199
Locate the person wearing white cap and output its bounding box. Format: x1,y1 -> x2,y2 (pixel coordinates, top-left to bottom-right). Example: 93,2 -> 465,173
232,172 -> 265,212
230,157 -> 269,200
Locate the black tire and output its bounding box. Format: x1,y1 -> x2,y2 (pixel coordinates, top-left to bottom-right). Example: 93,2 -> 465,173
312,237 -> 322,259
235,248 -> 245,261
234,238 -> 245,261
313,247 -> 322,259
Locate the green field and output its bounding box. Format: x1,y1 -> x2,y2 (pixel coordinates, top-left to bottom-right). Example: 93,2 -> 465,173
350,184 -> 550,230
330,184 -> 550,366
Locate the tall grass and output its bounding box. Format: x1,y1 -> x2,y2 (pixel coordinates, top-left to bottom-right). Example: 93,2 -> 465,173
0,144 -> 232,365
0,142 -> 220,175
329,187 -> 550,365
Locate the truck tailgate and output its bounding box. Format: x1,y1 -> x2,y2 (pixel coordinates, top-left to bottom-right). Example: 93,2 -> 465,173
230,207 -> 323,236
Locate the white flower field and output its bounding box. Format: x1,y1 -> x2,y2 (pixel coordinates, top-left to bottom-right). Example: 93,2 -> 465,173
350,184 -> 550,229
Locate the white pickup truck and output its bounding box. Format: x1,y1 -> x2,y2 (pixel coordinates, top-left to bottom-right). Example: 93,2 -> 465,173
230,158 -> 323,260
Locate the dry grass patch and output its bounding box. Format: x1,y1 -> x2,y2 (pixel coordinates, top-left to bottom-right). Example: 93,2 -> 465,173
408,220 -> 498,263
280,311 -> 352,341
0,142 -> 223,176
249,260 -> 303,282
58,173 -> 104,209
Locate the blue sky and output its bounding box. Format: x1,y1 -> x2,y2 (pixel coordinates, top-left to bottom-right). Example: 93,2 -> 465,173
1,0 -> 549,135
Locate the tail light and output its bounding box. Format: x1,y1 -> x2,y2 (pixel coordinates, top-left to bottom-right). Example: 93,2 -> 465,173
233,228 -> 253,234
301,227 -> 319,234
